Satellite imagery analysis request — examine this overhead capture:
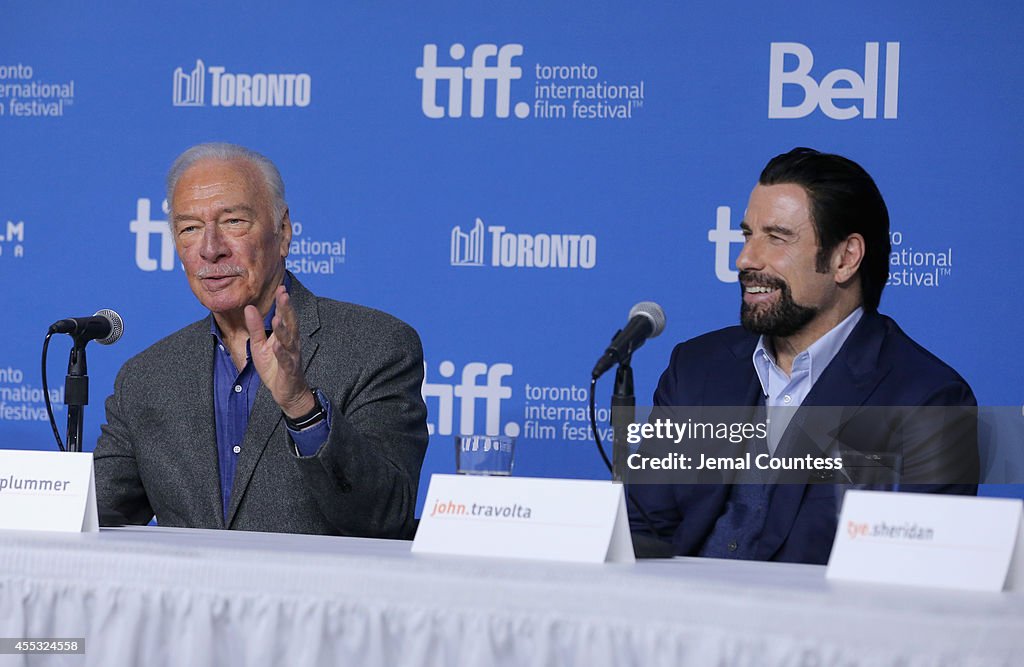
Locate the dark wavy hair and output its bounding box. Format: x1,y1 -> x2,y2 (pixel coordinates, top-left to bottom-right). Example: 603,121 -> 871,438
759,147 -> 891,311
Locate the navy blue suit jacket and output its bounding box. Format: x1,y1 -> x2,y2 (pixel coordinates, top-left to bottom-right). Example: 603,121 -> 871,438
627,311 -> 979,564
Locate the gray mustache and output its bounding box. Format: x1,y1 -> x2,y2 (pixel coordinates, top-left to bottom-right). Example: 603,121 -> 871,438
196,266 -> 246,279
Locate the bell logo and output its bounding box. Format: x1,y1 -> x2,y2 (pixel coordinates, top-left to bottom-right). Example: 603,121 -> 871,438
415,43 -> 530,119
768,42 -> 900,120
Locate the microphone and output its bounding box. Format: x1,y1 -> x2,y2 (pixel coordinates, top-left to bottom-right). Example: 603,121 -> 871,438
592,302 -> 666,379
49,309 -> 124,345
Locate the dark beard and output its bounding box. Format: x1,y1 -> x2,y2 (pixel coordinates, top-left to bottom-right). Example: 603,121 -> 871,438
739,272 -> 818,337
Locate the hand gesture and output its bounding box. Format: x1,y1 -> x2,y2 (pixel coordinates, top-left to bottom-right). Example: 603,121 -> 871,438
244,286 -> 316,418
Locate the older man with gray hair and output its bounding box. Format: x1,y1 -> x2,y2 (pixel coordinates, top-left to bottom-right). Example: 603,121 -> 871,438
95,142 -> 428,537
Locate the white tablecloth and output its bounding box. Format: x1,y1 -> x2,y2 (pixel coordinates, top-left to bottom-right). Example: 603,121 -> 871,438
0,526 -> 1021,666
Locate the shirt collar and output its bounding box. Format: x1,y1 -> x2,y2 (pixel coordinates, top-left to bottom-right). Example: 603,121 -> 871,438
752,306 -> 864,395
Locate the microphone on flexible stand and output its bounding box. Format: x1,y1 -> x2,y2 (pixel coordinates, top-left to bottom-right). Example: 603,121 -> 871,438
591,302 -> 666,380
590,302 -> 666,479
43,309 -> 124,452
588,302 -> 675,558
49,309 -> 124,345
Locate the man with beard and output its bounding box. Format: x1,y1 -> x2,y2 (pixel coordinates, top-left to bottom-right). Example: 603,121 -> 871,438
626,148 -> 978,564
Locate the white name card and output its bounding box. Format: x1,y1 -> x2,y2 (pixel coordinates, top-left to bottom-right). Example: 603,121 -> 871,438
827,490 -> 1023,592
412,474 -> 635,564
0,450 -> 98,533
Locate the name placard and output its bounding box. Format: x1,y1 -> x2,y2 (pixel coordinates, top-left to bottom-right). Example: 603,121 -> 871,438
0,450 -> 98,533
827,490 -> 1023,592
412,474 -> 635,564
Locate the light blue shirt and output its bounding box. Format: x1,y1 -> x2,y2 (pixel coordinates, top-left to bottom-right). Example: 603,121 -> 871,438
752,307 -> 863,454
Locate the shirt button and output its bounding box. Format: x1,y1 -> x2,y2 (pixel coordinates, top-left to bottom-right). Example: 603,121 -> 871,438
234,385 -> 242,393
232,445 -> 241,454
783,394 -> 792,404
727,541 -> 738,552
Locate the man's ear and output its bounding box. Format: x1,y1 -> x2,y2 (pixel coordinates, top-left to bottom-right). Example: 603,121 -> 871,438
278,208 -> 292,257
833,233 -> 865,284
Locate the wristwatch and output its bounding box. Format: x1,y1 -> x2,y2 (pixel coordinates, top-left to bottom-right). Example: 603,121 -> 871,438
284,389 -> 327,431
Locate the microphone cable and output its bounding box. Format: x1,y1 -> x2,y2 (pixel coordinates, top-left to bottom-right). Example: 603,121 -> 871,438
589,375 -> 667,545
589,377 -> 613,473
41,331 -> 66,452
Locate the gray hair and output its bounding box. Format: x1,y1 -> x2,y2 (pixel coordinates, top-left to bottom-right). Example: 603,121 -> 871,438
166,142 -> 288,227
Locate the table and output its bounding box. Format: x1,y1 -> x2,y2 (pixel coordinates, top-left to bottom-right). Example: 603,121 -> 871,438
0,526 -> 1021,666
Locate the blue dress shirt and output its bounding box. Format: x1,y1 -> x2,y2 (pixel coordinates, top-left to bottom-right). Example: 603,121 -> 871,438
210,276 -> 332,520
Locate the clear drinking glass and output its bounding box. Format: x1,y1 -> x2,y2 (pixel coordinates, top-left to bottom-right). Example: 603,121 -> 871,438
455,435 -> 516,476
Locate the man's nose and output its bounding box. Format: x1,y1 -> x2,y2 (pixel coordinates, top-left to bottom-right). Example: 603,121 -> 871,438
199,224 -> 229,261
735,237 -> 761,273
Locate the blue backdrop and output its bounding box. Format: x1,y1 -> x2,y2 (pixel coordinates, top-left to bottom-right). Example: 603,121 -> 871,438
2,2 -> 1021,512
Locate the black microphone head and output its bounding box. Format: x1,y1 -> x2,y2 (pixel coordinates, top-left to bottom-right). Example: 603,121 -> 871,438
628,302 -> 666,338
94,309 -> 124,345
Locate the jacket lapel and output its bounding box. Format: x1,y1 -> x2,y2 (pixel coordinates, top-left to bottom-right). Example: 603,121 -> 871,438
802,311 -> 891,409
759,311 -> 892,560
177,321 -> 226,527
715,335 -> 764,408
225,275 -> 321,527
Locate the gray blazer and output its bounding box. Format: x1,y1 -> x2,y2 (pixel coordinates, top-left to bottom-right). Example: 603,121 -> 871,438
94,275 -> 428,538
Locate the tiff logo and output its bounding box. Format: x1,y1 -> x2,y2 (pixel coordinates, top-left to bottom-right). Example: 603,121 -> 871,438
415,43 -> 530,119
422,361 -> 519,437
769,42 -> 900,120
451,218 -> 485,266
130,198 -> 176,271
708,206 -> 743,283
173,60 -> 205,106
